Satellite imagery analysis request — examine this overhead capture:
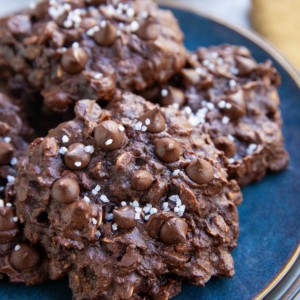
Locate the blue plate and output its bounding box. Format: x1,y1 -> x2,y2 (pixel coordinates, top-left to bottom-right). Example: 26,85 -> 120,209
1,4 -> 300,300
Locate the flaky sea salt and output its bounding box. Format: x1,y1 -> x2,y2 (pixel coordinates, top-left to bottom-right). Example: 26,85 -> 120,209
62,135 -> 69,143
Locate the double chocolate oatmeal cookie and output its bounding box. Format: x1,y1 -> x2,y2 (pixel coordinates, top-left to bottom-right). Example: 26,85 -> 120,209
0,0 -> 186,113
145,45 -> 289,185
15,92 -> 241,299
0,92 -> 48,284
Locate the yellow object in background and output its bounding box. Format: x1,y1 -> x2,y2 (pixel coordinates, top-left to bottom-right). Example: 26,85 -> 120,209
251,0 -> 300,69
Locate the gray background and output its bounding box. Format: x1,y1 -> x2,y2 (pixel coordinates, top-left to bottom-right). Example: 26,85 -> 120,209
0,0 -> 251,28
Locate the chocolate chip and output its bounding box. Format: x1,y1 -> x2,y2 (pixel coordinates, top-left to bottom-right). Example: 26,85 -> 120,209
131,170 -> 153,191
55,11 -> 68,27
10,244 -> 40,271
43,89 -> 72,113
136,19 -> 159,40
235,56 -> 257,75
139,107 -> 165,133
225,90 -> 246,120
146,212 -> 170,238
52,177 -> 80,204
61,47 -> 88,74
181,69 -> 200,87
94,120 -> 126,151
214,136 -> 236,158
160,87 -> 185,107
186,159 -> 214,184
64,143 -> 91,170
0,207 -> 17,231
154,138 -> 181,163
0,141 -> 14,165
93,21 -> 117,46
61,200 -> 91,229
113,206 -> 136,230
160,217 -> 188,244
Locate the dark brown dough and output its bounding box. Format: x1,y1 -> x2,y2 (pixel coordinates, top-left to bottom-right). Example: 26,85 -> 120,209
144,45 -> 289,186
0,92 -> 48,284
15,92 -> 241,299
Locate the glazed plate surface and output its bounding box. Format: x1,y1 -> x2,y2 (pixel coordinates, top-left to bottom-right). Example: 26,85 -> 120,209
1,4 -> 300,300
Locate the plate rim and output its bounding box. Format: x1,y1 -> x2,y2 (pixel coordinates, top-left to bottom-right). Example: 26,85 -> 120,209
159,1 -> 300,298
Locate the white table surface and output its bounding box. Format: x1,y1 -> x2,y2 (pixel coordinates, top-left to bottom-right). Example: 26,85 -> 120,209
0,0 -> 251,29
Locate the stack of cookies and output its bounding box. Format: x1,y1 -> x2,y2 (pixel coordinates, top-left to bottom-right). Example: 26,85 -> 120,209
0,1 -> 289,299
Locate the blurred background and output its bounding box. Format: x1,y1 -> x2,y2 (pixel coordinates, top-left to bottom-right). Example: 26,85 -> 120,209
0,0 -> 299,69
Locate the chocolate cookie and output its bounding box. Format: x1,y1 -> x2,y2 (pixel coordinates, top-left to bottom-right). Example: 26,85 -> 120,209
15,93 -> 241,299
0,0 -> 186,114
0,92 -> 48,284
144,45 -> 289,186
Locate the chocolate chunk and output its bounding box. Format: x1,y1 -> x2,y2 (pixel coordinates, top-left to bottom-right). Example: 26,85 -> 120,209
160,217 -> 188,244
154,137 -> 181,162
61,47 -> 88,74
93,21 -> 117,46
214,136 -> 236,158
52,177 -> 80,204
146,212 -> 171,239
61,200 -> 91,229
113,206 -> 136,230
131,170 -> 153,191
94,120 -> 126,151
10,244 -> 40,271
64,143 -> 91,170
139,107 -> 165,133
225,90 -> 247,120
147,181 -> 168,207
136,19 -> 159,40
0,141 -> 14,165
235,56 -> 257,75
15,94 -> 242,299
0,207 -> 17,231
160,87 -> 185,107
186,159 -> 214,184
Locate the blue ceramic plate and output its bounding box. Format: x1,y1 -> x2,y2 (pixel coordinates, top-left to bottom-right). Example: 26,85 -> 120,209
1,3 -> 300,300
